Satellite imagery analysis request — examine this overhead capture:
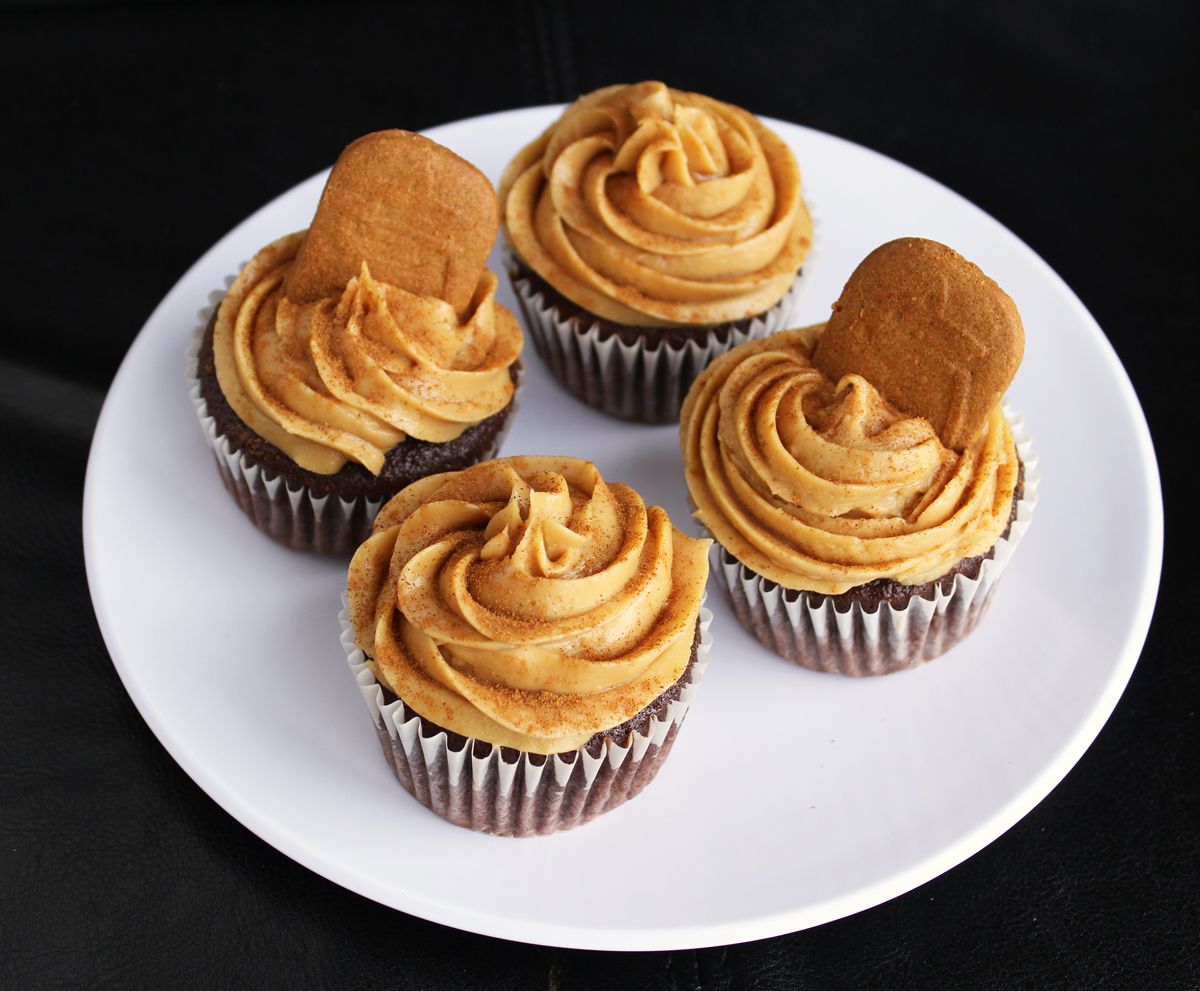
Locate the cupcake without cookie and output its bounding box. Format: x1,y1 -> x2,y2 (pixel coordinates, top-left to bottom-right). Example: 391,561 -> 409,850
187,130 -> 523,555
342,456 -> 712,835
680,240 -> 1038,675
498,81 -> 813,423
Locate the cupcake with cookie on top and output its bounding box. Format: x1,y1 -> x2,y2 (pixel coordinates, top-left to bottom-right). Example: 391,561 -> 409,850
189,130 -> 523,555
681,238 -> 1038,675
499,81 -> 813,423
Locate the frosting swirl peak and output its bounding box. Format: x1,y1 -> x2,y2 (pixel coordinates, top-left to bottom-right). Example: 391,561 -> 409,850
499,81 -> 813,327
347,457 -> 710,753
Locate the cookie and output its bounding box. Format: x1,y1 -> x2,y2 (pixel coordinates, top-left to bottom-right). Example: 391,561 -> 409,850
810,237 -> 1023,450
285,129 -> 498,316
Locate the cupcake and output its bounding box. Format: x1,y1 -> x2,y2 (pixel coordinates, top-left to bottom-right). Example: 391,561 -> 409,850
188,130 -> 523,555
342,456 -> 712,835
498,81 -> 813,423
680,238 -> 1038,675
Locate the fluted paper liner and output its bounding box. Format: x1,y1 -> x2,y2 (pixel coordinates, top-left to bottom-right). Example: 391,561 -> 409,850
711,408 -> 1038,675
186,287 -> 519,556
508,257 -> 806,424
339,600 -> 713,836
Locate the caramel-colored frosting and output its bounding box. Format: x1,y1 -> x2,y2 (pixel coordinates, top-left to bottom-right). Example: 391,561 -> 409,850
347,457 -> 710,754
681,328 -> 1019,594
212,232 -> 522,475
498,81 -> 813,327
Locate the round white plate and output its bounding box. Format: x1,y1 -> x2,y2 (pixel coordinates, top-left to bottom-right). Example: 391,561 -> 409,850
84,107 -> 1162,951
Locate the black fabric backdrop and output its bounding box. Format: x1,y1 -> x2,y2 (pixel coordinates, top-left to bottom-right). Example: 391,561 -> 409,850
2,1 -> 1196,987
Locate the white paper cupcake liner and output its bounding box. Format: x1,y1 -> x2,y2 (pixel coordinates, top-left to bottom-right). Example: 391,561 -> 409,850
508,257 -> 806,424
339,599 -> 713,836
186,292 -> 520,555
711,408 -> 1039,675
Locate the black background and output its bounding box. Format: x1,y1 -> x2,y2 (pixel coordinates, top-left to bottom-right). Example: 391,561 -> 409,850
2,1 -> 1196,987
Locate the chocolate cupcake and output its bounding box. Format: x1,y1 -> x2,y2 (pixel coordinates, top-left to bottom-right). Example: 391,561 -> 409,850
186,131 -> 523,554
680,240 -> 1039,675
498,81 -> 813,423
342,457 -> 712,835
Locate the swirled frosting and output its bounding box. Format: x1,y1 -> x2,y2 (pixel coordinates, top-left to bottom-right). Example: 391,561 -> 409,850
498,81 -> 813,327
681,328 -> 1019,594
347,457 -> 710,753
212,232 -> 522,475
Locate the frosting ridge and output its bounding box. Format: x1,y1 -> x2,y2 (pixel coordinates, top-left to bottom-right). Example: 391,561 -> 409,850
681,328 -> 1019,594
499,81 -> 813,327
347,457 -> 710,753
213,232 -> 522,475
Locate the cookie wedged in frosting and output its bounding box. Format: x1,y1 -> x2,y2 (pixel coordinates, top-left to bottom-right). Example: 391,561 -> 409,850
188,129 -> 525,555
499,81 -> 813,328
681,237 -> 1035,674
347,457 -> 710,754
680,327 -> 1020,596
212,231 -> 522,477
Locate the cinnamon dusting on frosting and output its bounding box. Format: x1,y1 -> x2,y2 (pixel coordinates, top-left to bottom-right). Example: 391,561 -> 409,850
347,457 -> 710,753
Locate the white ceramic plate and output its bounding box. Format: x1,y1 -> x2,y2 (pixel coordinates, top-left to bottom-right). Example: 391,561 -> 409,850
84,107 -> 1162,951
